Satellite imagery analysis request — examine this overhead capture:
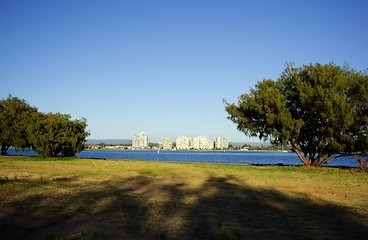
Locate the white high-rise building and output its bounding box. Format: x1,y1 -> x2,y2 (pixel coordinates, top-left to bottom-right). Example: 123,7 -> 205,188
160,138 -> 172,150
132,132 -> 148,150
215,137 -> 229,149
193,137 -> 201,149
176,136 -> 190,150
193,136 -> 214,150
208,140 -> 214,150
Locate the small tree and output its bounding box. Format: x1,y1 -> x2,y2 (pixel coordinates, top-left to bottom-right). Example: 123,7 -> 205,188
28,112 -> 89,157
60,117 -> 89,157
0,95 -> 38,155
225,63 -> 368,166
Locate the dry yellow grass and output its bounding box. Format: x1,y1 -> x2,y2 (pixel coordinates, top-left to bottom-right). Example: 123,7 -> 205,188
0,156 -> 367,239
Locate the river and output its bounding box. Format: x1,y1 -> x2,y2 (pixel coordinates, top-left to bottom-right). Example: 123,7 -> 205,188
6,148 -> 360,167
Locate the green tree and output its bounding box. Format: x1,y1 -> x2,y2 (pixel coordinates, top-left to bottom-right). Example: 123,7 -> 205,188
225,63 -> 368,166
345,67 -> 368,171
28,112 -> 89,157
0,95 -> 38,155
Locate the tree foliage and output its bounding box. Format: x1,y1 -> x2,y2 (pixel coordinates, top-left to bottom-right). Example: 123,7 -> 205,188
0,95 -> 89,157
225,63 -> 368,166
0,95 -> 38,155
28,113 -> 89,157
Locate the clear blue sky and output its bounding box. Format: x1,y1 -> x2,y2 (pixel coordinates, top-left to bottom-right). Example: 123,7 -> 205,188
1,0 -> 367,143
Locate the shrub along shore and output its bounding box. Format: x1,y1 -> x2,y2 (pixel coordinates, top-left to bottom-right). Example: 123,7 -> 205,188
0,156 -> 367,239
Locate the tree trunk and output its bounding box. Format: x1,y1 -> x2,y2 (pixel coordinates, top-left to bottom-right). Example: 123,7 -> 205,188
0,144 -> 9,156
293,146 -> 312,166
355,155 -> 368,172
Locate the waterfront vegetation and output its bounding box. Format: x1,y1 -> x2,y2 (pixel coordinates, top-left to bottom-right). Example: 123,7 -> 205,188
0,95 -> 89,157
225,62 -> 368,167
1,156 -> 367,239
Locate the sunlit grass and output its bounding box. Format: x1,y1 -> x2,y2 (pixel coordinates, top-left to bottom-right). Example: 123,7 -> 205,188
0,156 -> 367,239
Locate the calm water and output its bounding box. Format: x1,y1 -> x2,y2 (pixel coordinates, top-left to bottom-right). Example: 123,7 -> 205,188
6,148 -> 360,167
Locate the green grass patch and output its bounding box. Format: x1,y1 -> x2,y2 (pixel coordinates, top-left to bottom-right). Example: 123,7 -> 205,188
0,156 -> 367,239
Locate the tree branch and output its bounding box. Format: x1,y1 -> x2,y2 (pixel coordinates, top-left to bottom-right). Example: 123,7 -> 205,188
293,145 -> 309,166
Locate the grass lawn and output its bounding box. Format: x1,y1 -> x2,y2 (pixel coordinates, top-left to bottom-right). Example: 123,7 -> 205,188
0,156 -> 368,240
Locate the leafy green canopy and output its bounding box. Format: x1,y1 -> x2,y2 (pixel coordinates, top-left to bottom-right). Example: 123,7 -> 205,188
28,113 -> 89,157
225,63 -> 368,166
0,95 -> 90,157
0,95 -> 38,155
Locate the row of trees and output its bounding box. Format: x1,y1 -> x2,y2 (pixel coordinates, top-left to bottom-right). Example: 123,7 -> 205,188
225,62 -> 368,168
0,95 -> 89,157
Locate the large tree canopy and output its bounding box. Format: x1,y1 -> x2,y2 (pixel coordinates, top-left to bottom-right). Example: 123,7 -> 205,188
0,95 -> 38,155
0,95 -> 90,157
28,113 -> 89,157
225,63 -> 368,166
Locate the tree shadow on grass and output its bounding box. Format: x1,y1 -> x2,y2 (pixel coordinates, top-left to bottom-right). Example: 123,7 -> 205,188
0,174 -> 367,240
174,175 -> 368,239
0,176 -> 153,240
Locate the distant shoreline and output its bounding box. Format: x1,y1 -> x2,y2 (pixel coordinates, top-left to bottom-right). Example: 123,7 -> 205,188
85,148 -> 290,152
86,139 -> 272,147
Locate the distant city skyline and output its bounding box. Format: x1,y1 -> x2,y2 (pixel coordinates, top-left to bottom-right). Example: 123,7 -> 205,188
135,132 -> 228,150
132,132 -> 149,150
1,1 -> 367,144
85,138 -> 272,147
